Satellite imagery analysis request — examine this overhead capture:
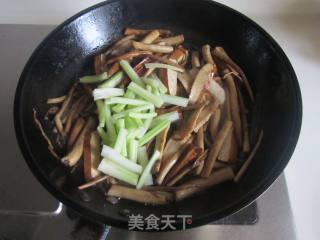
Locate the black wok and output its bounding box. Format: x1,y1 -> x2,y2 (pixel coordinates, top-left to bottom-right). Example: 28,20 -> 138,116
14,0 -> 302,230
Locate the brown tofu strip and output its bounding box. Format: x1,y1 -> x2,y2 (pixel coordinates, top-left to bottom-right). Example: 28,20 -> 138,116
201,120 -> 233,177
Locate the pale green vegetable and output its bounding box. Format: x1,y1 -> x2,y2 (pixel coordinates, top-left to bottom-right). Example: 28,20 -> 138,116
136,150 -> 160,189
112,104 -> 154,121
101,145 -> 142,173
96,100 -> 106,128
160,94 -> 189,107
105,97 -> 150,106
138,120 -> 170,146
114,128 -> 127,152
98,159 -> 139,185
128,139 -> 138,163
128,112 -> 157,119
97,127 -> 109,145
119,60 -> 144,86
150,73 -> 167,94
150,111 -> 180,128
93,88 -> 124,101
80,72 -> 108,84
98,71 -> 123,88
137,146 -> 148,168
128,82 -> 163,107
115,118 -> 125,132
104,103 -> 117,144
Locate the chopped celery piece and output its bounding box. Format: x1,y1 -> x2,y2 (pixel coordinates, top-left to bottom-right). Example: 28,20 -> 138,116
115,118 -> 125,132
138,120 -> 170,146
121,138 -> 128,157
112,104 -> 154,121
128,139 -> 138,163
137,118 -> 153,139
145,63 -> 184,72
80,72 -> 108,84
98,159 -> 139,185
98,71 -> 123,88
146,85 -> 152,92
105,97 -> 150,106
125,89 -> 136,99
143,77 -> 160,88
119,60 -> 144,86
97,127 -> 109,145
128,82 -> 163,107
144,173 -> 154,186
112,103 -> 126,113
96,100 -> 106,128
125,116 -> 138,129
127,128 -> 141,140
114,128 -> 127,152
129,112 -> 157,119
150,73 -> 167,94
150,111 -> 180,128
152,87 -> 160,95
132,117 -> 143,126
104,103 -> 117,144
137,146 -> 148,168
137,150 -> 160,189
101,145 -> 142,173
93,88 -> 124,100
160,94 -> 189,107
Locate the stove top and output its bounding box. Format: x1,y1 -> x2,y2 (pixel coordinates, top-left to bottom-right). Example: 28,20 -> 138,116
0,24 -> 296,240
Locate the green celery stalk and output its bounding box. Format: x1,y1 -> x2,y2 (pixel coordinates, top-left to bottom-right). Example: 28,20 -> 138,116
128,139 -> 138,163
150,111 -> 180,128
152,87 -> 160,95
101,145 -> 142,173
80,72 -> 108,84
136,150 -> 160,189
121,138 -> 128,157
150,73 -> 167,94
98,159 -> 139,185
128,82 -> 163,107
127,128 -> 141,140
96,100 -> 106,128
98,71 -> 123,88
114,128 -> 127,152
143,77 -> 160,88
160,94 -> 189,107
137,146 -> 149,169
129,112 -> 157,119
112,103 -> 126,113
132,117 -> 143,126
97,127 -> 109,145
119,60 -> 144,86
125,116 -> 138,129
105,97 -> 150,106
115,118 -> 125,133
146,85 -> 152,92
104,103 -> 117,144
137,118 -> 153,139
112,104 -> 154,121
138,120 -> 170,146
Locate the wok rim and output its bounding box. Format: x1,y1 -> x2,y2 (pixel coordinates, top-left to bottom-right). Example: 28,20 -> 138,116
13,0 -> 302,230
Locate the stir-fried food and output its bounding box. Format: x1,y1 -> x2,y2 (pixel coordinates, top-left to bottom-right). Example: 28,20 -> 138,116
33,27 -> 263,205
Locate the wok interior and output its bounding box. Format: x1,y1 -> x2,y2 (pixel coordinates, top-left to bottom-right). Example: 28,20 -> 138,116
17,0 -> 300,228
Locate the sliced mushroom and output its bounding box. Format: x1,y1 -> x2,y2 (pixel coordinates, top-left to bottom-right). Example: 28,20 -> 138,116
78,175 -> 109,190
106,50 -> 152,64
156,136 -> 193,185
191,51 -> 201,68
217,130 -> 238,162
213,46 -> 254,102
107,184 -> 173,205
132,41 -> 173,53
47,95 -> 66,104
194,149 -> 208,175
153,125 -> 170,174
234,130 -> 263,182
142,30 -> 160,44
238,87 -> 250,153
155,35 -> 184,46
83,131 -> 102,181
61,117 -> 96,167
196,126 -> 204,150
124,28 -> 171,36
189,63 -> 214,104
33,108 -> 60,159
175,167 -> 235,201
201,120 -> 233,177
224,69 -> 242,147
173,102 -> 206,140
164,144 -> 203,184
166,154 -> 205,186
68,117 -> 86,149
107,62 -> 120,77
205,78 -> 225,104
193,101 -> 219,133
177,71 -> 193,93
209,108 -> 221,140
